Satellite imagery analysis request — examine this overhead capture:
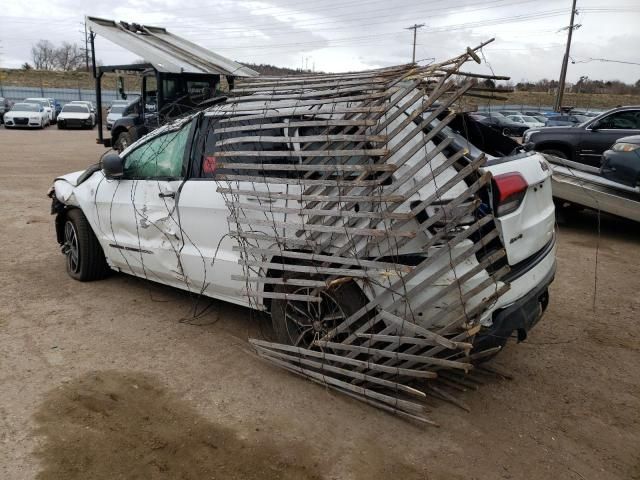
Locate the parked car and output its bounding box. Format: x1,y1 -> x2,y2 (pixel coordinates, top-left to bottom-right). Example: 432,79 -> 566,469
520,112 -> 548,124
106,103 -> 128,130
3,102 -> 50,128
476,112 -> 530,136
523,106 -> 640,167
24,98 -> 55,124
49,100 -> 556,355
506,114 -> 545,129
571,110 -> 600,118
545,114 -> 589,127
600,135 -> 640,188
499,110 -> 521,117
57,103 -> 94,129
49,98 -> 62,118
0,97 -> 12,124
69,101 -> 97,126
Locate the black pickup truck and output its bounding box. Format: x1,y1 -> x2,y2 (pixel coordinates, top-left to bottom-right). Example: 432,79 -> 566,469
523,106 -> 640,167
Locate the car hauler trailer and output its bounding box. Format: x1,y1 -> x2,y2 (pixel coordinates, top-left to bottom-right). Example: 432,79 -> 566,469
86,16 -> 258,150
548,157 -> 640,222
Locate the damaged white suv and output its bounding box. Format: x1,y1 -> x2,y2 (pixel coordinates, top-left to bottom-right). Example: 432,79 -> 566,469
49,105 -> 556,355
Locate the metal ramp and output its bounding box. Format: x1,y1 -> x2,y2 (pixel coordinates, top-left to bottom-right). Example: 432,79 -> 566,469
86,16 -> 258,78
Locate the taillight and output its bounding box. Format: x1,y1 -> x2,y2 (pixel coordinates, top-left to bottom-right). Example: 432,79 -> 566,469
493,172 -> 528,216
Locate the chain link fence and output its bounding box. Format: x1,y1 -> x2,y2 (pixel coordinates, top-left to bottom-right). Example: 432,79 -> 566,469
0,85 -> 138,106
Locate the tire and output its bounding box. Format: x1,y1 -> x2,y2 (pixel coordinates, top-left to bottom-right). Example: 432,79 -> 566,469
114,132 -> 132,152
270,278 -> 369,348
57,123 -> 64,129
541,149 -> 567,159
502,127 -> 511,136
62,209 -> 110,281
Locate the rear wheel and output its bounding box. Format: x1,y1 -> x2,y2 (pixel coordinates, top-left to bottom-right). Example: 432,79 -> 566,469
63,209 -> 110,281
502,127 -> 511,136
270,279 -> 368,348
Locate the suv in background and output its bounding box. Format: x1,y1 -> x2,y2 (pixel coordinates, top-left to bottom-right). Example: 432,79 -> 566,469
523,106 -> 640,167
0,97 -> 12,124
545,114 -> 589,127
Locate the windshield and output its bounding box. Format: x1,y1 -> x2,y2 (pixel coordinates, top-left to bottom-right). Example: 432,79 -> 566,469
12,103 -> 39,112
109,105 -> 126,114
62,105 -> 89,113
522,116 -> 538,123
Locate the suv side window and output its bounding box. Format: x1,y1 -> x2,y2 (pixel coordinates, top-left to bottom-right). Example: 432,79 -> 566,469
597,110 -> 640,129
123,123 -> 192,179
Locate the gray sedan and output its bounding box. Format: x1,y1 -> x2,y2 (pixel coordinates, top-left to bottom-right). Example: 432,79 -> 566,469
600,135 -> 640,188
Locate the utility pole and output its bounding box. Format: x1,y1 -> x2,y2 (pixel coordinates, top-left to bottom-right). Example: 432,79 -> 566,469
84,19 -> 90,72
405,23 -> 425,63
554,0 -> 578,112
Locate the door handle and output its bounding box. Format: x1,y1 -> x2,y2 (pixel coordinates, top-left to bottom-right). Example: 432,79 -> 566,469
158,192 -> 175,199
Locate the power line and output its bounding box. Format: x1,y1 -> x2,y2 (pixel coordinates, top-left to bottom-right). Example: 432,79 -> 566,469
572,57 -> 640,66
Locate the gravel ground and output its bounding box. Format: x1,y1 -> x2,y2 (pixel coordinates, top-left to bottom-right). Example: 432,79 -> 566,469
1,126 -> 639,480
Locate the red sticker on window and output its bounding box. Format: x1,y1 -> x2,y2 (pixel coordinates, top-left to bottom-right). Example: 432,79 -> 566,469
203,156 -> 217,174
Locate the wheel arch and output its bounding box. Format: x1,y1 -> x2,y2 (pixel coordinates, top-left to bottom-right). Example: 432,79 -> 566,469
535,141 -> 573,159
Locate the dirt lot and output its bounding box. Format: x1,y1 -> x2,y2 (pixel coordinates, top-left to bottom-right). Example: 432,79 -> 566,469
1,127 -> 639,480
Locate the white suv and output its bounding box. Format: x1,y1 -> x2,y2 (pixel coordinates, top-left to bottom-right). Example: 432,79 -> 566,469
50,100 -> 555,355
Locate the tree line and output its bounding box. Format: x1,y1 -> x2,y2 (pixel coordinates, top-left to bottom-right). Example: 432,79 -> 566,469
24,40 -> 86,71
514,77 -> 640,95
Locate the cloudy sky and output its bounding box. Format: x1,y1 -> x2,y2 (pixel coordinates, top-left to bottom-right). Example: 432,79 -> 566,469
2,0 -> 639,83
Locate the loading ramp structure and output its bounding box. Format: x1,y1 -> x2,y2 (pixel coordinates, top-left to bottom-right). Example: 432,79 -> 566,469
86,16 -> 258,147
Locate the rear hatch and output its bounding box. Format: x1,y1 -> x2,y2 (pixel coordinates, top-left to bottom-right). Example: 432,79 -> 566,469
484,152 -> 555,266
424,114 -> 555,273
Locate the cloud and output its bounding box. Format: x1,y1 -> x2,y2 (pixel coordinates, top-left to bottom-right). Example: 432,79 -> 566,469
1,0 -> 639,83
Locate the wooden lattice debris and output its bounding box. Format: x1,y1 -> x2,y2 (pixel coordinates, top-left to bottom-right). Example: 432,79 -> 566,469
207,39 -> 513,424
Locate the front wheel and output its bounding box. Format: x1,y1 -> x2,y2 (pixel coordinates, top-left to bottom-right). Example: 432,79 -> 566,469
114,132 -> 132,152
502,127 -> 511,136
62,209 -> 110,281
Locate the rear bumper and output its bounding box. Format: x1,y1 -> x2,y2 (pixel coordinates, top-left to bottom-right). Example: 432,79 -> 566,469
474,251 -> 556,351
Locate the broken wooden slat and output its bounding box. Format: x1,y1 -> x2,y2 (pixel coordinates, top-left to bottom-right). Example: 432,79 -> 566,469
217,188 -> 405,203
249,339 -> 437,379
216,162 -> 397,172
213,148 -> 388,158
225,201 -> 413,220
312,340 -> 472,371
252,344 -> 426,399
217,174 -> 386,187
234,246 -> 413,272
255,350 -> 426,414
231,217 -> 416,238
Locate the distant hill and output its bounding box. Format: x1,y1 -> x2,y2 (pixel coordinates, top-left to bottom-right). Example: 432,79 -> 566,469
0,62 -> 317,91
241,63 -> 319,76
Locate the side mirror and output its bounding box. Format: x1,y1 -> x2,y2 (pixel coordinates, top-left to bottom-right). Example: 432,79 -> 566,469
590,121 -> 600,131
102,152 -> 124,178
